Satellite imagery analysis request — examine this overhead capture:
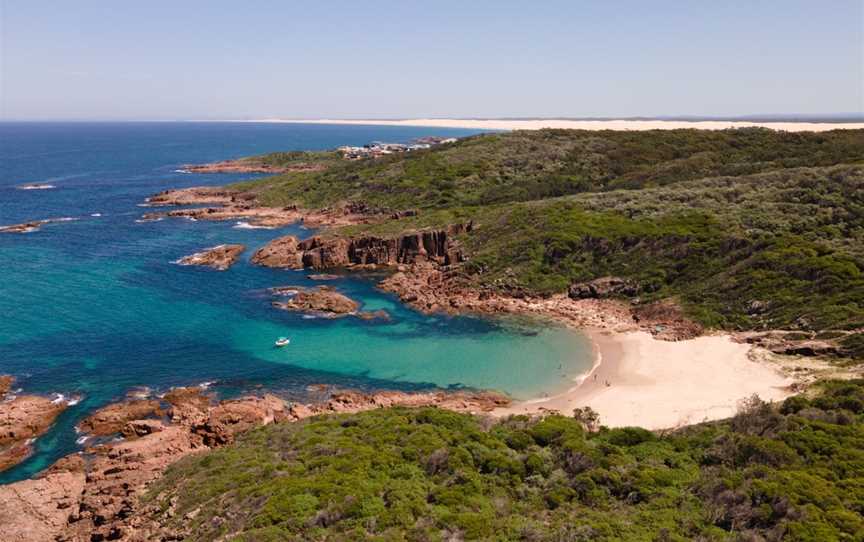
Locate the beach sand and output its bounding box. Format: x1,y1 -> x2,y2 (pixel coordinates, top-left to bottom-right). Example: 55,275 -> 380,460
249,118 -> 864,133
493,330 -> 795,429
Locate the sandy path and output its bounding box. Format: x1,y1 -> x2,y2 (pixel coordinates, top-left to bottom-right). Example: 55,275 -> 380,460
243,118 -> 864,133
493,331 -> 795,429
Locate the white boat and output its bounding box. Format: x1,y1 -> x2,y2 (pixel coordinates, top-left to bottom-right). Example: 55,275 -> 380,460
275,337 -> 290,347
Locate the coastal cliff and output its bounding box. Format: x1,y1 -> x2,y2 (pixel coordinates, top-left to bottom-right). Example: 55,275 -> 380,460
251,223 -> 470,270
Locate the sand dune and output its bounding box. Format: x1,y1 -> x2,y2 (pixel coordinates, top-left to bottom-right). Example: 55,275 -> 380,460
249,118 -> 864,133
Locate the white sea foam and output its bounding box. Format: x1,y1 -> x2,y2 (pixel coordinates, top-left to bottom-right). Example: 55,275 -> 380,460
51,393 -> 66,404
232,221 -> 273,230
16,183 -> 56,190
173,169 -> 191,174
302,314 -> 317,319
198,381 -> 216,389
90,213 -> 102,217
76,436 -> 89,445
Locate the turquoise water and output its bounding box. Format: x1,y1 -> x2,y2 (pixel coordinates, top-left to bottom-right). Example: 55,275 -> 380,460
0,122 -> 594,482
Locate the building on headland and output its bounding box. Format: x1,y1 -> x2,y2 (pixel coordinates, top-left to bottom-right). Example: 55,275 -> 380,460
337,136 -> 459,160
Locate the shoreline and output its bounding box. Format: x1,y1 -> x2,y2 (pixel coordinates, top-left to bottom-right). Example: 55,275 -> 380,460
495,329 -> 797,429
222,118 -> 864,133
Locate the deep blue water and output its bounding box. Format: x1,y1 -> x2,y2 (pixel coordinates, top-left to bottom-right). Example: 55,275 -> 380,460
0,122 -> 593,483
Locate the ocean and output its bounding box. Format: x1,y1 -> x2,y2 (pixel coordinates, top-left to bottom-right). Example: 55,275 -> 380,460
0,121 -> 594,483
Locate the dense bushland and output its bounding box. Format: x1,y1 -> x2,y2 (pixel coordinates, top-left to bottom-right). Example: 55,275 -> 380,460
147,380 -> 864,541
236,128 -> 864,209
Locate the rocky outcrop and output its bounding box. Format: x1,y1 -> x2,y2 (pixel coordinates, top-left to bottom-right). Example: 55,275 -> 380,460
145,186 -> 245,206
0,455 -> 86,542
250,235 -> 303,267
180,159 -> 327,174
142,189 -> 380,228
271,285 -> 360,317
0,217 -> 77,234
176,244 -> 245,271
631,300 -> 704,341
0,394 -> 68,472
251,224 -> 470,271
569,276 -> 638,299
0,375 -> 12,397
736,330 -> 853,357
0,385 -> 509,541
77,399 -> 162,437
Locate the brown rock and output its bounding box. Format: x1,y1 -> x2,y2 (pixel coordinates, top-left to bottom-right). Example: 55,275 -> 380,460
121,419 -> 166,438
632,300 -> 703,340
0,395 -> 67,472
164,387 -> 213,426
0,454 -> 86,542
0,375 -> 13,398
0,217 -> 76,234
271,285 -> 360,316
77,399 -> 162,437
250,235 -> 303,268
250,225 -> 469,271
181,159 -> 326,174
0,221 -> 45,233
176,244 -> 245,271
193,394 -> 287,446
145,186 -> 241,206
569,276 -> 638,299
307,273 -> 342,280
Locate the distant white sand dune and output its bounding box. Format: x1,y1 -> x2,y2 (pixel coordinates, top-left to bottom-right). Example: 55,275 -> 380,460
238,118 -> 864,133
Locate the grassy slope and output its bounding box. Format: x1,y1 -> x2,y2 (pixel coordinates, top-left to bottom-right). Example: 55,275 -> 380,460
147,380 -> 864,541
235,129 -> 864,339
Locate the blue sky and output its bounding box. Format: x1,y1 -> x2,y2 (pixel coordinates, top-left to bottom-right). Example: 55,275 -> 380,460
1,1 -> 861,120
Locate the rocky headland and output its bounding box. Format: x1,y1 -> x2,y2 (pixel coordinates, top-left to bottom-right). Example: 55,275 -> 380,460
175,244 -> 245,271
0,376 -> 70,472
0,385 -> 508,541
246,227 -> 704,340
179,158 -> 328,174
142,186 -> 384,228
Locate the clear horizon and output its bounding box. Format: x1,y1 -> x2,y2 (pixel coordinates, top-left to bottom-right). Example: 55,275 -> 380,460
1,0 -> 861,121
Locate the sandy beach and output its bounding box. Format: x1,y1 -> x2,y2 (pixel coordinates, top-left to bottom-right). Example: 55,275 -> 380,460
494,330 -> 796,429
245,118 -> 864,133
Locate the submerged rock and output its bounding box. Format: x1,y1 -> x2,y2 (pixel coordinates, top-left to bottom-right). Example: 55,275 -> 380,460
307,273 -> 342,280
176,244 -> 245,271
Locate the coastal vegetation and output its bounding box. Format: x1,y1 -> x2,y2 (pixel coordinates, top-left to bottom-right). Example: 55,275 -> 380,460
235,129 -> 864,339
147,379 -> 864,541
